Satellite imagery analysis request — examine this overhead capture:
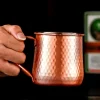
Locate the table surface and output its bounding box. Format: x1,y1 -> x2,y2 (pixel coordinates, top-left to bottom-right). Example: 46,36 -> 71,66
0,72 -> 100,99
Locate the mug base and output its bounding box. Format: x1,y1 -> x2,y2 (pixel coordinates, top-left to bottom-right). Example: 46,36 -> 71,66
32,78 -> 83,86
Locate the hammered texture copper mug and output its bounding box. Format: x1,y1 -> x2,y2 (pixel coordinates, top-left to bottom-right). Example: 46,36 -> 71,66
17,32 -> 84,86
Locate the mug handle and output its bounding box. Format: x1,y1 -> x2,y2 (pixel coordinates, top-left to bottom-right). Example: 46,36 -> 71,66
16,36 -> 36,80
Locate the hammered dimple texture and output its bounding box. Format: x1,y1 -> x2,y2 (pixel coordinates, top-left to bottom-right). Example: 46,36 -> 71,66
32,34 -> 84,85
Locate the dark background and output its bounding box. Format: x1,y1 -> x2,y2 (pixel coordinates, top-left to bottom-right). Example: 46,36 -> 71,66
0,0 -> 100,99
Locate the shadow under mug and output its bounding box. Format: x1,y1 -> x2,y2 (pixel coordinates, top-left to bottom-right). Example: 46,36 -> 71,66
17,32 -> 84,86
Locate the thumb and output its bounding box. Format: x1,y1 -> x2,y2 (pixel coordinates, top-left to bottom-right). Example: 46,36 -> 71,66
2,25 -> 26,41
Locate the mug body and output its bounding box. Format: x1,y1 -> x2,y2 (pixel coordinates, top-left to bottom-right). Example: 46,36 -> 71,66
32,32 -> 84,86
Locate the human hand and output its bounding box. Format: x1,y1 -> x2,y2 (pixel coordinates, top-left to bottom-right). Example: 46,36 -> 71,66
0,25 -> 26,76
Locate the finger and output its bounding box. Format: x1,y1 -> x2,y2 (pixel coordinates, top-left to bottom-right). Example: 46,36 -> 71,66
5,35 -> 25,52
0,44 -> 26,64
0,27 -> 25,52
2,25 -> 26,40
0,59 -> 20,76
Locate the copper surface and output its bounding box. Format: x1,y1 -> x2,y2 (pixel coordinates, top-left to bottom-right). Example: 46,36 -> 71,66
34,32 -> 84,36
18,32 -> 84,86
32,32 -> 84,86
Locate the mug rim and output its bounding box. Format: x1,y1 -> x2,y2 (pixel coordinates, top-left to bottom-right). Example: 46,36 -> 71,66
34,32 -> 84,36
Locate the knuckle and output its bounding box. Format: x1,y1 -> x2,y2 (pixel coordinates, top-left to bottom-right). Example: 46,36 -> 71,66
0,27 -> 9,44
12,68 -> 20,76
19,42 -> 25,52
12,25 -> 21,30
0,45 -> 5,57
2,24 -> 10,28
0,27 -> 3,31
0,27 -> 5,41
20,53 -> 26,64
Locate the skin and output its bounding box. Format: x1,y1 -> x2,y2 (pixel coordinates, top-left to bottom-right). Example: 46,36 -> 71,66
0,25 -> 26,76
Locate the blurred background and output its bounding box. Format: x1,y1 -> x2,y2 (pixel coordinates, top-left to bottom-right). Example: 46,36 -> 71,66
0,0 -> 100,99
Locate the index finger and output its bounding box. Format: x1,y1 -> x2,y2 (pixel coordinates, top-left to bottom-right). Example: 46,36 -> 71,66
2,25 -> 26,40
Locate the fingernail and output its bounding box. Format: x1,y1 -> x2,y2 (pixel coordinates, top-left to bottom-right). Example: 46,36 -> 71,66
17,33 -> 26,40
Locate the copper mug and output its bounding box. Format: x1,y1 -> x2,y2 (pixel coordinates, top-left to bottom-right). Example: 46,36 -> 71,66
17,32 -> 84,86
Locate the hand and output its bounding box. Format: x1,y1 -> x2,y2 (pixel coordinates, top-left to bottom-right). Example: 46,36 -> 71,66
0,24 -> 26,76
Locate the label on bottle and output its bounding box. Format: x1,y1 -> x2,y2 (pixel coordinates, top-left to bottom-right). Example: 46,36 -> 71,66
84,11 -> 100,73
